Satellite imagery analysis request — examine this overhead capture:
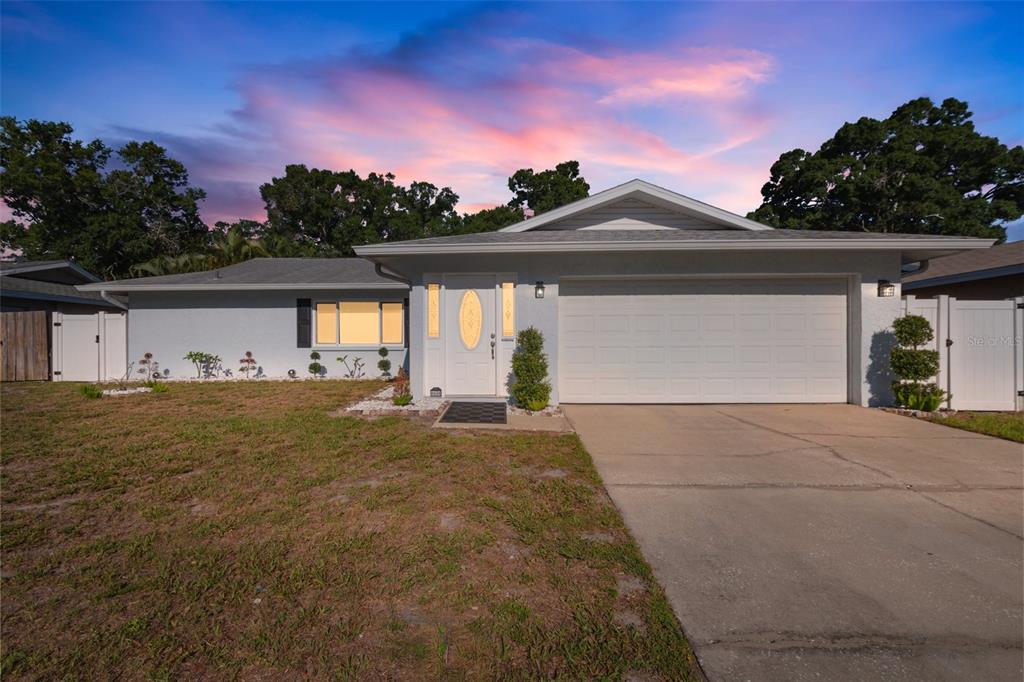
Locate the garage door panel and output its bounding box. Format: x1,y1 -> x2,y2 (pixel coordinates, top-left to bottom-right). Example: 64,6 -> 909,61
559,278 -> 847,404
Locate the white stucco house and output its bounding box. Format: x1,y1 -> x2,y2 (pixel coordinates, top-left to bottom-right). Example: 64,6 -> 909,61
81,180 -> 993,405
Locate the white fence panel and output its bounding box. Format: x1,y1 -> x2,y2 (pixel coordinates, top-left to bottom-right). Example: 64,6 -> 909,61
52,311 -> 128,382
902,296 -> 1022,411
948,299 -> 1020,411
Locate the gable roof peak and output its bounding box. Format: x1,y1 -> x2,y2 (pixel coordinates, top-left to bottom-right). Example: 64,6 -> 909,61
499,179 -> 773,233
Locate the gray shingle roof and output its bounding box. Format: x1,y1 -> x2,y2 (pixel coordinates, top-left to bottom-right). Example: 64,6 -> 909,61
902,241 -> 1023,283
1,275 -> 120,306
78,258 -> 407,292
370,228 -> 982,247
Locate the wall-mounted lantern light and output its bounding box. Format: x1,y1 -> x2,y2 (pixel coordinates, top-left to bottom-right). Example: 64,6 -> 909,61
535,281 -> 545,299
877,280 -> 896,297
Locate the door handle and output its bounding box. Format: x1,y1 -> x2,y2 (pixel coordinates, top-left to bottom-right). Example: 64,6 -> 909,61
490,333 -> 496,359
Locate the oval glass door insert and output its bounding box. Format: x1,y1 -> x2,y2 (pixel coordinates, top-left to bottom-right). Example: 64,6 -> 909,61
459,290 -> 483,349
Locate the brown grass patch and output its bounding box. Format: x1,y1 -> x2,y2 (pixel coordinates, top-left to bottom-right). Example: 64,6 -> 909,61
1,380 -> 698,680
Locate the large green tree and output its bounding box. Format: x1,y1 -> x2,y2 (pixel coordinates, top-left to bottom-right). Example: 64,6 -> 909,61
507,160 -> 590,215
747,98 -> 1024,241
259,166 -> 462,254
1,118 -> 208,278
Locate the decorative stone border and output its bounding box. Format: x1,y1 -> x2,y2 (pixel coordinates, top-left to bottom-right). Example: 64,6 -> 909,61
101,387 -> 153,397
880,406 -> 957,419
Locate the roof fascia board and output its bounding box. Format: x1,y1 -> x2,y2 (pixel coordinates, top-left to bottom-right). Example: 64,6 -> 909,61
0,289 -> 117,306
499,179 -> 773,233
77,282 -> 410,293
902,263 -> 1024,290
1,261 -> 101,282
356,237 -> 995,257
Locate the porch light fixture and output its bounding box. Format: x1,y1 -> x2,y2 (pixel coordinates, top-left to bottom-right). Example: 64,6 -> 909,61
535,281 -> 545,299
877,280 -> 896,297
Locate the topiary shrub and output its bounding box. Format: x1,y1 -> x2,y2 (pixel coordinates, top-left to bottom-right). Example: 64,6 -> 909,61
890,314 -> 948,411
510,327 -> 551,411
308,351 -> 324,378
377,347 -> 391,378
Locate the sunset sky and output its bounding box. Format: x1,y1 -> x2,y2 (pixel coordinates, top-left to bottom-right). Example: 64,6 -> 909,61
3,1 -> 1022,236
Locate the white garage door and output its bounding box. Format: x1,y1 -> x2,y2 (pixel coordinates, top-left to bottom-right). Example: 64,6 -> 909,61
559,278 -> 848,403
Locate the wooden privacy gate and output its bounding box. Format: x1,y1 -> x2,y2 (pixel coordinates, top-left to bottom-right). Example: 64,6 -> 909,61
903,296 -> 1024,411
0,311 -> 51,381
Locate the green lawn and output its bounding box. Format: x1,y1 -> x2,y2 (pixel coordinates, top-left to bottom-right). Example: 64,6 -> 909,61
0,381 -> 698,680
928,410 -> 1024,443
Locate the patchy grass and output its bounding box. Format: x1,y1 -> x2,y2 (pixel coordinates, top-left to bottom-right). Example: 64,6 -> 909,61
928,410 -> 1024,443
0,381 -> 698,680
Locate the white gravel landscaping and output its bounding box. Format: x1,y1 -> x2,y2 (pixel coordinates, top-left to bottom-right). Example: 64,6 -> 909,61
344,386 -> 447,416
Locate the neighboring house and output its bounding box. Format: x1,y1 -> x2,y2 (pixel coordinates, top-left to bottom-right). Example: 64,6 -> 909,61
901,241 -> 1023,300
82,180 -> 992,405
1,260 -> 124,313
79,258 -> 408,379
355,180 -> 992,406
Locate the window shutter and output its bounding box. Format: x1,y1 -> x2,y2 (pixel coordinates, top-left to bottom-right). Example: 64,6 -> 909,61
296,298 -> 311,348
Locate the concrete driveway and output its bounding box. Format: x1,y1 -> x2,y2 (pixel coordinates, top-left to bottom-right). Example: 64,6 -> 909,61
564,404 -> 1023,682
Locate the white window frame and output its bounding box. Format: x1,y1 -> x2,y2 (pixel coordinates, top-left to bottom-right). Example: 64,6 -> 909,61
312,299 -> 406,349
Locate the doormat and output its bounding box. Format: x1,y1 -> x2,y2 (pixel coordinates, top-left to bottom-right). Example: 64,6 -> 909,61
440,401 -> 508,424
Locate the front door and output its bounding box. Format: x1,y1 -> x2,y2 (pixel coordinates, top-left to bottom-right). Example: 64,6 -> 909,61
445,274 -> 497,396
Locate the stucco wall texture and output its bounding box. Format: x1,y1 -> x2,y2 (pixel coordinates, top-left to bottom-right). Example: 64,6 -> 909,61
128,289 -> 408,380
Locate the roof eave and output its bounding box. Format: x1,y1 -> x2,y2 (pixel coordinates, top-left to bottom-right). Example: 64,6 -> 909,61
76,282 -> 410,293
356,237 -> 996,258
903,263 -> 1024,290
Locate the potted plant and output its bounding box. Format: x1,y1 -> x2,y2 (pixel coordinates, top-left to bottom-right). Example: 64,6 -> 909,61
890,314 -> 948,411
509,327 -> 551,412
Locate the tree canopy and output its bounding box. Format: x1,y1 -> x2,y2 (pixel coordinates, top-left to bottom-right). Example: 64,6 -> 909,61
1,118 -> 208,278
1,115 -> 593,277
508,160 -> 590,215
747,97 -> 1023,241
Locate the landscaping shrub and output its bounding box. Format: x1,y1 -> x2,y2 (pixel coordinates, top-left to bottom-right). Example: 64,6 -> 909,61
378,346 -> 391,377
238,351 -> 257,379
510,327 -> 551,411
79,384 -> 103,399
184,351 -> 221,378
308,351 -> 324,378
890,314 -> 948,411
392,367 -> 412,405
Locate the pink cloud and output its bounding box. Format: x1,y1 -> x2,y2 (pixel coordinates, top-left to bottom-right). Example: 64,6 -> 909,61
208,29 -> 780,219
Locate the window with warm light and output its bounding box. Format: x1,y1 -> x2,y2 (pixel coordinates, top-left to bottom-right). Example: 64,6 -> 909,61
501,282 -> 515,338
427,283 -> 440,338
314,300 -> 404,346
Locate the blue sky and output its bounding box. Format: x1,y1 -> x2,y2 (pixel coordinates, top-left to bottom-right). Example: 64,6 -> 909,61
3,1 -> 1023,238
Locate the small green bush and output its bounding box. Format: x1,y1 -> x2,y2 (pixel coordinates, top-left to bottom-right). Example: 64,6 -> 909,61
378,346 -> 392,377
510,327 -> 551,411
889,314 -> 948,410
79,384 -> 103,399
148,382 -> 169,394
892,315 -> 934,348
392,394 -> 413,406
308,351 -> 324,378
890,347 -> 939,381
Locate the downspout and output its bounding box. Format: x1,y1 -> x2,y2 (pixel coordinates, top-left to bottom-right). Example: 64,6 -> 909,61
374,262 -> 410,285
100,290 -> 128,311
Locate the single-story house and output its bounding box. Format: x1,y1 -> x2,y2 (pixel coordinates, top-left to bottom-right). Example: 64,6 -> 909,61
79,258 -> 408,379
1,260 -> 125,313
82,180 -> 992,405
901,240 -> 1023,300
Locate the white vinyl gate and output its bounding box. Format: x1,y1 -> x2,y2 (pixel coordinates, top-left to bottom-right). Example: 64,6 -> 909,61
51,311 -> 128,382
902,296 -> 1023,411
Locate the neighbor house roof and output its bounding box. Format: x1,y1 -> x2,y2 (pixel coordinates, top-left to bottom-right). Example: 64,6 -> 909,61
77,258 -> 408,292
0,259 -> 101,283
1,274 -> 121,306
355,228 -> 995,263
498,179 -> 774,233
902,241 -> 1024,289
